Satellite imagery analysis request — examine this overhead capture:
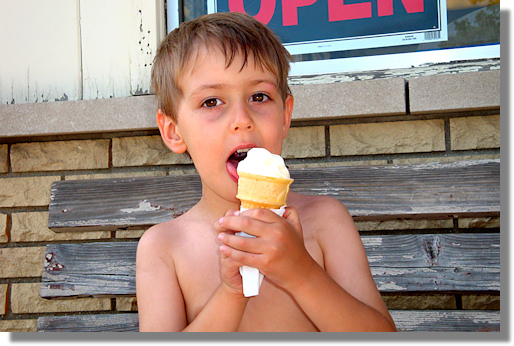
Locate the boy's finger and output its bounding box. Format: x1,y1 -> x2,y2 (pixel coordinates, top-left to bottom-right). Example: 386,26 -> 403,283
218,214 -> 267,237
220,244 -> 261,269
240,208 -> 282,223
218,231 -> 264,254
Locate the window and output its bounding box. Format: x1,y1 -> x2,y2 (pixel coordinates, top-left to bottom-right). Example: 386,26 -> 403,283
168,0 -> 500,75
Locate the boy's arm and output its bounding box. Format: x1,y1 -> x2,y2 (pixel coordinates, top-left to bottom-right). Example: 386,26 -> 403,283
217,199 -> 396,332
286,198 -> 396,332
136,226 -> 187,331
136,224 -> 249,332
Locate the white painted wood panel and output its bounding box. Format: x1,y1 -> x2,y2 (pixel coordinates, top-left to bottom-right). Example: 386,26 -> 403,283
0,0 -> 81,104
130,0 -> 166,95
80,0 -> 132,99
81,0 -> 164,99
1,0 -> 164,105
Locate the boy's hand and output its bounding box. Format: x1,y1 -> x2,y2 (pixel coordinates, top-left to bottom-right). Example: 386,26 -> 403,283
214,210 -> 246,296
216,207 -> 318,292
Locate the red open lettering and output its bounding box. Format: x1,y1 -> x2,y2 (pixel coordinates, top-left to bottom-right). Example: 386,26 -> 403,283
377,0 -> 424,17
228,0 -> 425,27
228,0 -> 276,25
328,0 -> 372,22
282,0 -> 317,26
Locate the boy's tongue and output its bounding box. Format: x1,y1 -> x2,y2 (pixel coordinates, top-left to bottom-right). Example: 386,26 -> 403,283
227,158 -> 240,182
227,149 -> 251,182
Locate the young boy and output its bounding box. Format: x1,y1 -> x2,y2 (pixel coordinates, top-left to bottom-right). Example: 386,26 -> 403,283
136,12 -> 396,332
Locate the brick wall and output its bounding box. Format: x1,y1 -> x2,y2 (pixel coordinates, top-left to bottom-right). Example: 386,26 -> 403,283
0,61 -> 501,331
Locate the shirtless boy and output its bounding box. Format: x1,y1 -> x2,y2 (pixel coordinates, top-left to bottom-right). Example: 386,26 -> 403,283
136,12 -> 396,332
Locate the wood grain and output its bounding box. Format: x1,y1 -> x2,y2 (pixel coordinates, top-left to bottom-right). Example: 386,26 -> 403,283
48,160 -> 500,232
36,310 -> 500,332
40,233 -> 499,298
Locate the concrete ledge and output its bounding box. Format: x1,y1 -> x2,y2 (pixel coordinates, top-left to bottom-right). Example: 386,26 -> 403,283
1,77 -> 406,138
291,77 -> 406,120
0,96 -> 157,138
0,64 -> 500,138
409,70 -> 500,114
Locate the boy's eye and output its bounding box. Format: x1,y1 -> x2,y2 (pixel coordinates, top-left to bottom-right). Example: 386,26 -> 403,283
203,98 -> 222,108
250,93 -> 269,102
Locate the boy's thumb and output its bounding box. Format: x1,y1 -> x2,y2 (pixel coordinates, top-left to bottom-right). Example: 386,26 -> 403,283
283,206 -> 301,228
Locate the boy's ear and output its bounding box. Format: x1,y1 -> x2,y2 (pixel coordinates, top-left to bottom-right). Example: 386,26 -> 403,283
282,94 -> 294,139
156,109 -> 187,154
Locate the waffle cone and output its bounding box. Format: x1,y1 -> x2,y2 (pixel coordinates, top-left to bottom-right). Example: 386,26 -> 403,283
236,171 -> 293,209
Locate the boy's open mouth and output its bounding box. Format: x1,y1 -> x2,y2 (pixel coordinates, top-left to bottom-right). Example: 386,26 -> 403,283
227,147 -> 252,182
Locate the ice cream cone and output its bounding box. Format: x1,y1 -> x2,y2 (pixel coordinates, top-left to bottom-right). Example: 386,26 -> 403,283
236,171 -> 293,209
234,148 -> 293,297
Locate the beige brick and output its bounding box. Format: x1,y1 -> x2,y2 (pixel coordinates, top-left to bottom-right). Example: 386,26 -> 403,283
330,120 -> 445,156
0,144 -> 7,173
116,229 -> 145,239
282,126 -> 325,159
11,282 -> 110,314
356,219 -> 453,232
383,294 -> 456,310
66,171 -> 167,180
11,212 -> 110,242
458,217 -> 500,229
0,247 -> 45,278
11,139 -> 110,172
0,176 -> 60,207
112,135 -> 192,167
1,284 -> 7,315
450,115 -> 500,151
0,319 -> 37,332
0,213 -> 7,243
116,297 -> 138,311
462,294 -> 500,310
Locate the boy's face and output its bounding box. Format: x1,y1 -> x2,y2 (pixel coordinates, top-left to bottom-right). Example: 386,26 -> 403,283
161,45 -> 293,206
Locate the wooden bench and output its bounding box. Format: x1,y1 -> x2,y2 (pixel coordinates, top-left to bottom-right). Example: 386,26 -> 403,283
37,159 -> 500,332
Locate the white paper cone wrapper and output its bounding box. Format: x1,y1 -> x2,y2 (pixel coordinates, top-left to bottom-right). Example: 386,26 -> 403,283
237,206 -> 286,297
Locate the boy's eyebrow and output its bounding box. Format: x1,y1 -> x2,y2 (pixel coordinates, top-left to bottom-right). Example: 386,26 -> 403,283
189,79 -> 278,100
189,84 -> 226,100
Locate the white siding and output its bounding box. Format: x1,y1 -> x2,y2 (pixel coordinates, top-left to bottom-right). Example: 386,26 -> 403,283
0,0 -> 81,104
0,0 -> 165,105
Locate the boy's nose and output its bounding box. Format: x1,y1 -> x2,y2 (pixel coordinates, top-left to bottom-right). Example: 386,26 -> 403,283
230,103 -> 254,132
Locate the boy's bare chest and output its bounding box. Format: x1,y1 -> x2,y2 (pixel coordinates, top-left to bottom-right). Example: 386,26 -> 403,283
174,231 -> 320,331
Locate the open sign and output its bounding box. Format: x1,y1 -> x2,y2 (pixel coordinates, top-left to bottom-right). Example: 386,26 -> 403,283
208,0 -> 447,55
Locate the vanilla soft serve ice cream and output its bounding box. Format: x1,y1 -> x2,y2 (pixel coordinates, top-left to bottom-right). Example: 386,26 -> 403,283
237,148 -> 290,179
235,148 -> 293,297
236,148 -> 293,210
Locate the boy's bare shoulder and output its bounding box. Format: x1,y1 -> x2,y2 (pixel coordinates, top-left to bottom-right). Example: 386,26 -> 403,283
289,192 -> 356,239
289,191 -> 351,219
137,211 -> 197,262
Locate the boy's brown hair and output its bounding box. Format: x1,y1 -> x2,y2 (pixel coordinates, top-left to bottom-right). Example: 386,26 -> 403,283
151,12 -> 293,121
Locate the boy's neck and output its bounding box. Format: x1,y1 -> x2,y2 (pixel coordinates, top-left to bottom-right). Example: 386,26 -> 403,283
195,188 -> 241,221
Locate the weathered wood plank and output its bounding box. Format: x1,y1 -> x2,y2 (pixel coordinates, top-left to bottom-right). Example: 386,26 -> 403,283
48,160 -> 500,232
42,242 -> 138,298
36,310 -> 500,332
40,233 -> 500,299
390,310 -> 500,332
37,313 -> 139,332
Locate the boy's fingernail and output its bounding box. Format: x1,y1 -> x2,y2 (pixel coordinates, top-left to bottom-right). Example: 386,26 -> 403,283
218,233 -> 223,241
218,217 -> 224,224
233,210 -> 240,216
